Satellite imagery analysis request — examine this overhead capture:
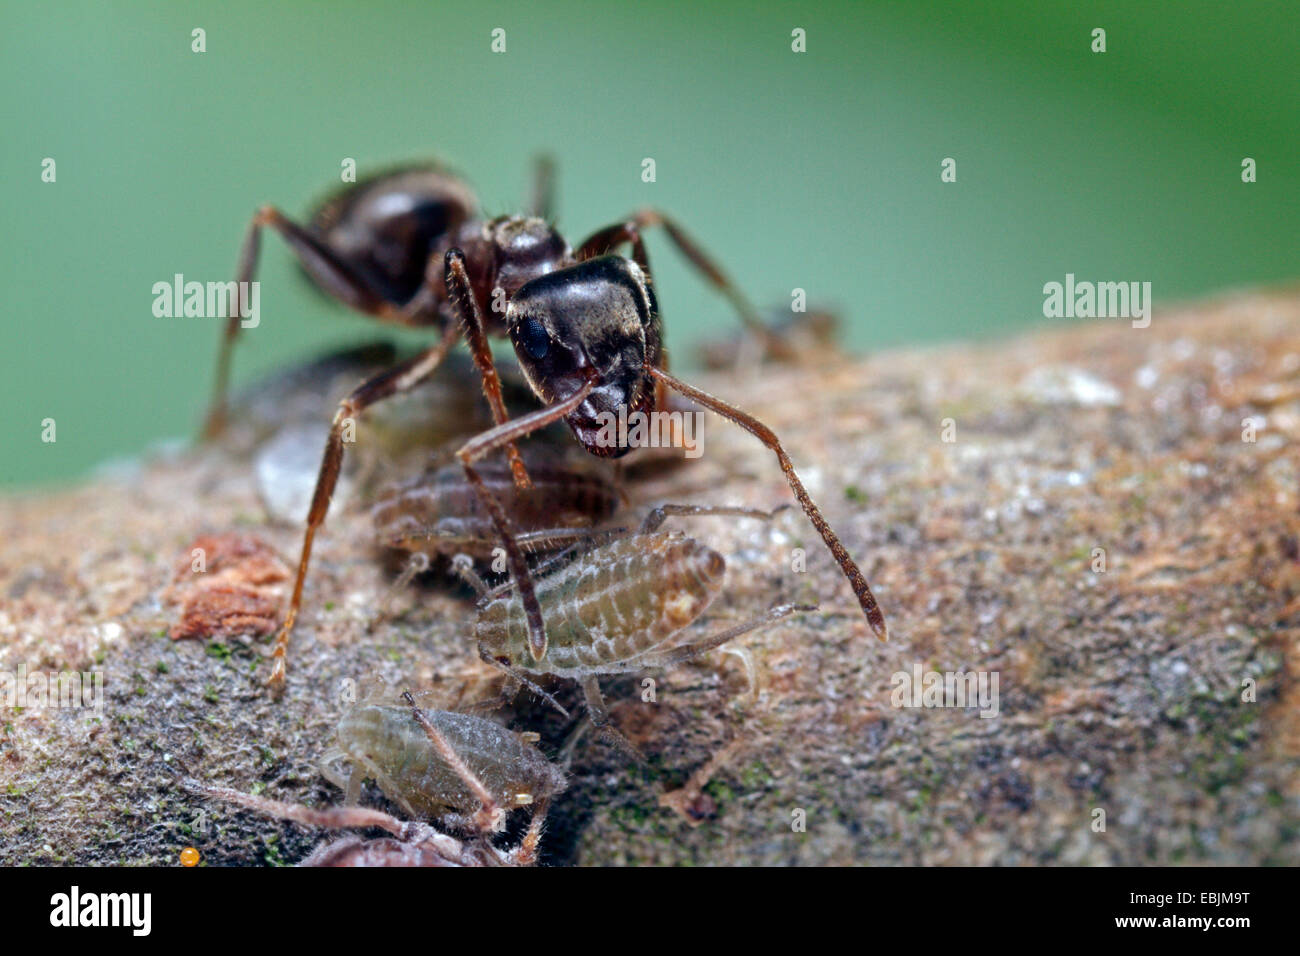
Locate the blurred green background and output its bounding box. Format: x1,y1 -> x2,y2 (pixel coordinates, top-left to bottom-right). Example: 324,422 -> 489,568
2,0 -> 1296,487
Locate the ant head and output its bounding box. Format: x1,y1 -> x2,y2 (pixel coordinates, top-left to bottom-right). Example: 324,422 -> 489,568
488,216 -> 572,298
507,256 -> 661,457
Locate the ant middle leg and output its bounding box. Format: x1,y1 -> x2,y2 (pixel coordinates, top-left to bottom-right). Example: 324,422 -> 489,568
575,209 -> 792,358
400,691 -> 504,834
268,328 -> 461,687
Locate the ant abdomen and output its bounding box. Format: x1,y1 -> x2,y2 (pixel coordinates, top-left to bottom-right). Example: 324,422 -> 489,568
307,164 -> 478,308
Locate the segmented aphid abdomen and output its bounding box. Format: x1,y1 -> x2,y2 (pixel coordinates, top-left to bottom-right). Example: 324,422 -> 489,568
475,532 -> 726,676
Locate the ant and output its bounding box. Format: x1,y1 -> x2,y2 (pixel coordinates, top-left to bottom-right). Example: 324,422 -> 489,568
200,158 -> 887,684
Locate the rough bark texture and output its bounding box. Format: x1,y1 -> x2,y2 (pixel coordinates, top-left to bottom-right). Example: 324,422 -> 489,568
2,288 -> 1298,866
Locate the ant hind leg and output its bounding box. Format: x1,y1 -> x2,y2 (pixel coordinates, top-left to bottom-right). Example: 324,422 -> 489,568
203,206 -> 400,439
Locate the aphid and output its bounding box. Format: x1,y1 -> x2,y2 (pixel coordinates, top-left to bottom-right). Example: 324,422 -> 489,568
323,689 -> 566,827
193,690 -> 564,866
371,458 -> 620,562
460,504 -> 818,754
209,157 -> 880,685
368,457 -> 623,624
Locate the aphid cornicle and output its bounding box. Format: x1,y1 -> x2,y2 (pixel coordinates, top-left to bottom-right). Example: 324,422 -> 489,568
194,690 -> 565,866
460,505 -> 817,755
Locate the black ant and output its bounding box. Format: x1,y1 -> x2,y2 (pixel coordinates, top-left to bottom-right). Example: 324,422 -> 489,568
200,158 -> 887,685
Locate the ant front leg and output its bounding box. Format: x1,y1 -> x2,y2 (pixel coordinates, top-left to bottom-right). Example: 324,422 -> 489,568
649,365 -> 889,642
195,781 -> 413,840
443,249 -> 531,490
455,371 -> 598,663
267,328 -> 460,687
203,206 -> 407,439
400,691 -> 504,834
510,796 -> 551,867
576,209 -> 793,359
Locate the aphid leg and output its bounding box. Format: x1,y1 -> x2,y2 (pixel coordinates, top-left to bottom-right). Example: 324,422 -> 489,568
557,719 -> 591,767
450,553 -> 490,597
722,645 -> 760,704
530,153 -> 557,221
202,206 -> 411,439
456,370 -> 599,662
476,645 -> 571,718
648,603 -> 818,670
444,249 -> 530,490
268,329 -> 461,688
575,209 -> 792,358
649,366 -> 888,642
344,767 -> 363,806
612,461 -> 633,507
516,526 -> 625,556
510,796 -> 551,867
318,749 -> 350,791
371,551 -> 430,628
639,502 -> 792,534
581,676 -> 646,764
459,527 -> 631,611
400,691 -> 503,834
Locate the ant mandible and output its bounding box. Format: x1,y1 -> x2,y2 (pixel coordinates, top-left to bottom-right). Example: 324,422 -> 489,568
200,158 -> 886,686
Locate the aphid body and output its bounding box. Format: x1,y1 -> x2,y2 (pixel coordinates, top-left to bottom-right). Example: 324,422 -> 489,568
372,461 -> 619,559
463,505 -> 814,757
475,531 -> 725,676
325,702 -> 566,820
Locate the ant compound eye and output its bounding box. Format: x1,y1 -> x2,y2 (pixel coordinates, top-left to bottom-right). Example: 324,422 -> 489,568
518,317 -> 550,360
